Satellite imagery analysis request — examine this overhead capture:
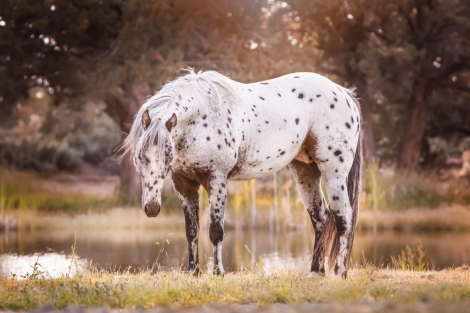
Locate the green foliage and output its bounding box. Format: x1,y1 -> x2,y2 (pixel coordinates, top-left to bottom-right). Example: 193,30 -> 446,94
1,0 -> 470,203
287,0 -> 470,166
0,133 -> 82,172
20,258 -> 45,280
0,95 -> 121,173
0,0 -> 121,113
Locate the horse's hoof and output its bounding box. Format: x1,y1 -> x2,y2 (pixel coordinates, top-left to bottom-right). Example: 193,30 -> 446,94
213,268 -> 225,276
330,272 -> 347,281
308,271 -> 323,279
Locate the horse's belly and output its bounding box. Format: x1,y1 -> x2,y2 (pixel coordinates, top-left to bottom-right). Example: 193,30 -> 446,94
229,166 -> 283,180
228,138 -> 305,180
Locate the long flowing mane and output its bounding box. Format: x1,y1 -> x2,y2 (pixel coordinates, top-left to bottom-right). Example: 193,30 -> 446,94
120,68 -> 238,161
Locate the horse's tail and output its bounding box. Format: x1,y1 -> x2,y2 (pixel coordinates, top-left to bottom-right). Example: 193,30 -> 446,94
328,90 -> 363,271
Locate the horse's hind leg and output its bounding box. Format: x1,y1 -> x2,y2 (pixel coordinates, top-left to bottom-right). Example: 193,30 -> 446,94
172,172 -> 201,274
289,159 -> 330,276
320,168 -> 353,278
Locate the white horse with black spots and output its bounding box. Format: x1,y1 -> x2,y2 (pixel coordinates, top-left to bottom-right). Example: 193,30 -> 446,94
121,68 -> 362,278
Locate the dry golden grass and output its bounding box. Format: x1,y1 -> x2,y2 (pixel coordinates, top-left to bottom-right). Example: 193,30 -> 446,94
1,266 -> 470,310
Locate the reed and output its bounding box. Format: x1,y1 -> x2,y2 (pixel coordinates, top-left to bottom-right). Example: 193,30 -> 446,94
2,166 -> 470,231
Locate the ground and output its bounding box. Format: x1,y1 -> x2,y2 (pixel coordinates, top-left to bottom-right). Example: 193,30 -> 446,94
1,268 -> 470,311
2,302 -> 470,313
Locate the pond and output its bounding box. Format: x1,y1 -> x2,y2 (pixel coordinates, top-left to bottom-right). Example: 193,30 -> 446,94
1,228 -> 470,278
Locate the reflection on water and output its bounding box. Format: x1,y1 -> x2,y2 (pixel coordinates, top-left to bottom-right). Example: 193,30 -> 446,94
1,228 -> 470,278
0,253 -> 87,279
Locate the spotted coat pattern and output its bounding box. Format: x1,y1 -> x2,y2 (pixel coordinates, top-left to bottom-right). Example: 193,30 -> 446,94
125,70 -> 362,278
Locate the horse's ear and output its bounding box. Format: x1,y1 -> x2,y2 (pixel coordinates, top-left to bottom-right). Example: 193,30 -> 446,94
165,113 -> 177,132
142,110 -> 151,131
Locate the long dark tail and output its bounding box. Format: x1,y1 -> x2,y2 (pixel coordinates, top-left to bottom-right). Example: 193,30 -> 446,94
328,128 -> 363,270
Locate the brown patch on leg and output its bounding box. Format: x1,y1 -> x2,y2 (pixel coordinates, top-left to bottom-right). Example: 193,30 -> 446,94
311,208 -> 335,274
172,172 -> 201,274
289,159 -> 334,276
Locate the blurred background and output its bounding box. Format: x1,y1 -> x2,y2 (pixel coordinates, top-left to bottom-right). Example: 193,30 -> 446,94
1,0 -> 470,277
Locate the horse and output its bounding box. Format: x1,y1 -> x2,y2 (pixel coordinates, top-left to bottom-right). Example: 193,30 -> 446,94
121,68 -> 362,278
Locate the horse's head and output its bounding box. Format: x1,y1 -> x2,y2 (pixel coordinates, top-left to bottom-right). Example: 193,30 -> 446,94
134,110 -> 177,217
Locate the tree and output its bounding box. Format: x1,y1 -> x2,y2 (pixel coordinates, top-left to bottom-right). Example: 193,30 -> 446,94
360,0 -> 470,171
0,0 -> 121,114
284,0 -> 379,163
284,0 -> 470,171
1,0 -> 277,202
393,0 -> 470,172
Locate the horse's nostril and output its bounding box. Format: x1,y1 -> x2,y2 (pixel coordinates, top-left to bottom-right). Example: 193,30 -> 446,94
144,202 -> 160,217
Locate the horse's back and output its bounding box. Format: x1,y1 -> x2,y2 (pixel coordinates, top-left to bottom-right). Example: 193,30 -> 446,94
226,72 -> 360,180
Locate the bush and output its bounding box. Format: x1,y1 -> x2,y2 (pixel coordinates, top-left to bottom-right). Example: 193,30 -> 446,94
0,133 -> 82,172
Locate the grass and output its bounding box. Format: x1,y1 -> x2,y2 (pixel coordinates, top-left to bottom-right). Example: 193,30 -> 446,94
0,170 -> 118,213
361,164 -> 470,210
390,240 -> 427,271
0,207 -> 185,231
1,264 -> 470,309
0,241 -> 467,310
5,204 -> 470,233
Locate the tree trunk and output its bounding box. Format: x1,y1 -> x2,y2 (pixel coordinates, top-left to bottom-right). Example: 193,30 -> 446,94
397,77 -> 428,173
104,81 -> 151,204
120,151 -> 141,203
354,77 -> 377,164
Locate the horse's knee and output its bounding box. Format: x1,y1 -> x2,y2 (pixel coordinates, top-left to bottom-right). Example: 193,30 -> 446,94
185,225 -> 198,242
209,218 -> 224,245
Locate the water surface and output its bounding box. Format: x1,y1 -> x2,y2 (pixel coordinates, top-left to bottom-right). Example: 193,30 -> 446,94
1,228 -> 469,278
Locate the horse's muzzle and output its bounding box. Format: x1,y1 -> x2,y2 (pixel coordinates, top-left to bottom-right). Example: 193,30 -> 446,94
144,202 -> 160,217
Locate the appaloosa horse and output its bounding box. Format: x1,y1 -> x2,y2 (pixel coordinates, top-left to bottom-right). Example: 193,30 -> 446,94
121,68 -> 362,278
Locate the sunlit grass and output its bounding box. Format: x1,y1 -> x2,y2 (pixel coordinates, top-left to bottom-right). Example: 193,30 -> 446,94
1,264 -> 470,309
1,241 -> 469,309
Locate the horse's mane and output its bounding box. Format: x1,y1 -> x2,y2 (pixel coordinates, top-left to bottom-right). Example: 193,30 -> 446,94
120,67 -> 238,161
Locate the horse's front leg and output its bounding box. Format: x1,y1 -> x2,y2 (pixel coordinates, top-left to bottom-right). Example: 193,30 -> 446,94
172,172 -> 201,274
204,171 -> 228,275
